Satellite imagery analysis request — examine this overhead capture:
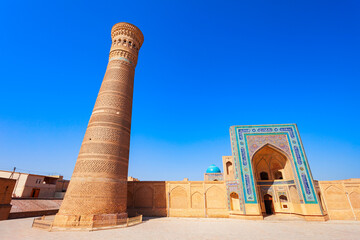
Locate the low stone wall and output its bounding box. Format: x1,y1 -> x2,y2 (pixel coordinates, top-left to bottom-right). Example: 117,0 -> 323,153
32,214 -> 143,231
5,179 -> 359,221
167,181 -> 229,218
318,179 -> 360,221
127,181 -> 167,217
127,181 -> 228,218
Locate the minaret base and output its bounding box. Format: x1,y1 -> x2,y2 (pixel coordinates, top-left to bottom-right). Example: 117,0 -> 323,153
52,212 -> 128,229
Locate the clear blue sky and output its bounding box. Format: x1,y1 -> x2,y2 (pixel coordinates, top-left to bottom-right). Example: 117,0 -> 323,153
0,1 -> 359,181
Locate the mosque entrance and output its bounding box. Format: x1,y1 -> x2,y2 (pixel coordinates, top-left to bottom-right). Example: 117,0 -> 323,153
251,144 -> 296,216
264,194 -> 273,215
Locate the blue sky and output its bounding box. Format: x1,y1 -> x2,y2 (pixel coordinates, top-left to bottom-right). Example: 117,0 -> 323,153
0,1 -> 359,181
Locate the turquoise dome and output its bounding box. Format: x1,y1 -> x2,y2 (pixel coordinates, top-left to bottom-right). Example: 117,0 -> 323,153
206,164 -> 221,173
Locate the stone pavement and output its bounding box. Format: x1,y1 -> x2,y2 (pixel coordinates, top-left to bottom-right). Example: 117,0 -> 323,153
0,216 -> 359,240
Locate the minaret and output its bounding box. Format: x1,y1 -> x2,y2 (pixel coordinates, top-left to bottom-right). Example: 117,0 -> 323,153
53,22 -> 144,228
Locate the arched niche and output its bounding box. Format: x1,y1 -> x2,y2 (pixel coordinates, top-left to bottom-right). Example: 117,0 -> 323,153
279,195 -> 289,210
349,192 -> 360,209
226,161 -> 233,176
230,192 -> 240,211
252,144 -> 294,181
170,186 -> 187,209
324,186 -> 350,210
191,192 -> 203,209
206,186 -> 226,209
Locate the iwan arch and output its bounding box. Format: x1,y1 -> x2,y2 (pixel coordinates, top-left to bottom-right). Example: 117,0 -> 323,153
224,124 -> 324,220
251,144 -> 299,216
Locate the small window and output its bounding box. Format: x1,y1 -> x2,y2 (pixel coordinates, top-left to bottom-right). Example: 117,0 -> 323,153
260,172 -> 269,180
226,161 -> 233,175
283,204 -> 288,208
279,195 -> 288,202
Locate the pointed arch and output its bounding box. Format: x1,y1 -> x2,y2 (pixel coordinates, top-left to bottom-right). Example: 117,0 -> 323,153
252,143 -> 291,161
324,185 -> 342,192
170,186 -> 187,209
324,185 -> 350,210
206,186 -> 226,209
255,157 -> 269,170
349,191 -> 360,209
252,144 -> 294,181
255,157 -> 270,180
230,192 -> 240,211
170,185 -> 186,193
226,161 -> 233,176
205,185 -> 224,194
191,191 -> 203,209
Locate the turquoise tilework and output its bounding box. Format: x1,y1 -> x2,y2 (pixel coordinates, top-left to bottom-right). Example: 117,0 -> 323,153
229,124 -> 318,204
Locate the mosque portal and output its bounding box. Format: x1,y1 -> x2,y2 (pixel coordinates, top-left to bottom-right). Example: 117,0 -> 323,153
224,124 -> 326,221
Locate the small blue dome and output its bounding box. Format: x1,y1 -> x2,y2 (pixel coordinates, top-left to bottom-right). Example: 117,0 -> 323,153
206,164 -> 221,173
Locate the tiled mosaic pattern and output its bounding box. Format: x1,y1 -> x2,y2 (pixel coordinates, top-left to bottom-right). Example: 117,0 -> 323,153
226,180 -> 244,212
205,173 -> 223,181
247,134 -> 291,159
229,124 -> 318,205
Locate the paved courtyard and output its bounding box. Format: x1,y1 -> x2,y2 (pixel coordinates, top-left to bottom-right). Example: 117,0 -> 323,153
0,216 -> 359,240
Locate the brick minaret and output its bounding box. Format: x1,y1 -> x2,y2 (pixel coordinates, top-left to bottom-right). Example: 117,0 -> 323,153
53,22 -> 144,227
